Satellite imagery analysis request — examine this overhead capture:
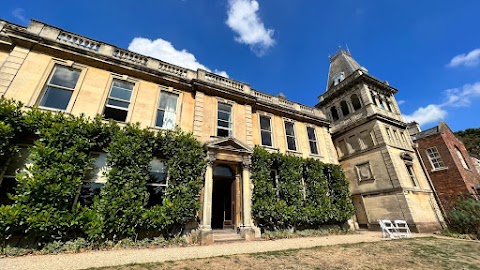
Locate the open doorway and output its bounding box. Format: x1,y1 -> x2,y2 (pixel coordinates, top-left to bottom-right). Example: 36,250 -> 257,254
212,164 -> 236,229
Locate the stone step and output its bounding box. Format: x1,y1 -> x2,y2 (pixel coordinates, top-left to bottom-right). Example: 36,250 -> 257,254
213,229 -> 244,243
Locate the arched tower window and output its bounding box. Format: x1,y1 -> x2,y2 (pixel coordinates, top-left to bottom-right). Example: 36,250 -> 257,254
340,100 -> 350,117
351,94 -> 362,111
330,106 -> 339,121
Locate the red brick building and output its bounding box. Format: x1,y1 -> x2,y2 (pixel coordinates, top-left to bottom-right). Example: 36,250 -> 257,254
411,122 -> 480,214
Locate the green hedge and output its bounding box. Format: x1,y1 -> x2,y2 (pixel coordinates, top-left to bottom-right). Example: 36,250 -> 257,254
251,147 -> 354,230
0,98 -> 206,246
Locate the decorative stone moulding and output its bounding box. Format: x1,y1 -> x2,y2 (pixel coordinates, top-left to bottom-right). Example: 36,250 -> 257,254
57,32 -> 101,52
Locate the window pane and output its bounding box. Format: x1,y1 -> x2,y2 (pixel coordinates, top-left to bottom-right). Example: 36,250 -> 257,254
78,182 -> 104,206
217,128 -> 229,137
287,137 -> 296,151
218,120 -> 230,128
104,106 -> 128,122
150,159 -> 167,184
285,122 -> 295,136
40,87 -> 73,110
307,127 -> 316,141
156,110 -> 165,128
0,177 -> 17,205
218,111 -> 230,122
147,185 -> 165,207
107,99 -> 129,108
110,87 -> 132,101
49,66 -> 80,89
260,116 -> 271,130
4,148 -> 30,176
218,103 -> 231,113
159,92 -> 178,111
309,141 -> 318,155
261,130 -> 272,146
90,153 -> 108,183
348,135 -> 361,152
113,80 -> 134,91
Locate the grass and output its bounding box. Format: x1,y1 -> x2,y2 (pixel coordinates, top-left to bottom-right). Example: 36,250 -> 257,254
88,237 -> 480,270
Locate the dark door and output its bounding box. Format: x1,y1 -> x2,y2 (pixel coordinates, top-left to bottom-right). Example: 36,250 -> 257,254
212,177 -> 234,229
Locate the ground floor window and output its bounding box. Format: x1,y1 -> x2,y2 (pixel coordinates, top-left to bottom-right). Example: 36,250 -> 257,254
0,148 -> 30,205
147,158 -> 168,207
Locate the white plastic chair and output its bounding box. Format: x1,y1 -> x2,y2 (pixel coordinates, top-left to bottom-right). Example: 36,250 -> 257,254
393,220 -> 411,238
378,219 -> 396,238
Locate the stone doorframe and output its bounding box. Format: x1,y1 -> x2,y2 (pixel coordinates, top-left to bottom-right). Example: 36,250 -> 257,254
199,137 -> 256,245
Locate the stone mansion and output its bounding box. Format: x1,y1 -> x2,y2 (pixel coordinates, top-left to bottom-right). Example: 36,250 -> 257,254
0,19 -> 445,240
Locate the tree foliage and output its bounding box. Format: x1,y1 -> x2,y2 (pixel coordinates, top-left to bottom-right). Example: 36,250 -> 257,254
455,128 -> 480,158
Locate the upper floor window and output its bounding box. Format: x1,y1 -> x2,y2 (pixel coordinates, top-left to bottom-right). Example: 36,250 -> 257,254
337,139 -> 348,158
351,94 -> 362,111
426,147 -> 446,170
330,106 -> 339,121
455,147 -> 470,170
260,115 -> 273,147
340,100 -> 350,117
39,65 -> 81,110
307,127 -> 319,155
359,130 -> 375,149
347,134 -> 361,153
156,91 -> 178,130
405,164 -> 417,187
217,103 -> 232,137
370,91 -> 378,106
104,79 -> 134,122
386,128 -> 393,143
284,121 -> 297,151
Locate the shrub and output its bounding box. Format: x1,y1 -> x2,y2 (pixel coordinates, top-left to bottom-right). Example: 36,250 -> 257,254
448,198 -> 480,238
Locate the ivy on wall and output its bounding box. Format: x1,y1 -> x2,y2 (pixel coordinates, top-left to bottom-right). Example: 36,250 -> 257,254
251,147 -> 354,230
0,98 -> 206,246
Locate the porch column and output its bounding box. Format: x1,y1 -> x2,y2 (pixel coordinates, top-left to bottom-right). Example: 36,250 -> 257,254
240,156 -> 255,240
199,153 -> 215,245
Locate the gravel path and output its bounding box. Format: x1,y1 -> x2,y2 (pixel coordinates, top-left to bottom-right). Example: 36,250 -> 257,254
1,232 -> 434,270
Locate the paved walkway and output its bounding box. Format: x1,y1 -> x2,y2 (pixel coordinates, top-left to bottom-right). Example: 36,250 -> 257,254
1,232 -> 434,270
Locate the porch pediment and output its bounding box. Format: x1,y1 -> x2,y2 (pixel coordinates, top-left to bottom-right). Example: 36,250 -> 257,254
206,137 -> 253,154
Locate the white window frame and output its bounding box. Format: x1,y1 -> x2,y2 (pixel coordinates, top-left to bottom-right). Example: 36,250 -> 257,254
155,88 -> 180,130
426,147 -> 447,170
216,102 -> 233,137
103,78 -> 136,122
284,120 -> 298,152
147,158 -> 169,206
306,126 -> 319,155
259,114 -> 274,147
38,64 -> 84,111
74,152 -> 108,206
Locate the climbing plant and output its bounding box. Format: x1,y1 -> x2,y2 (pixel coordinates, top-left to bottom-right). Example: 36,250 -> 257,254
0,99 -> 206,246
251,147 -> 354,230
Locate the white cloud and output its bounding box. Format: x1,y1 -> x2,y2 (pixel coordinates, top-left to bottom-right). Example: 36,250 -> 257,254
403,104 -> 447,126
397,100 -> 405,105
128,37 -> 228,77
442,82 -> 480,107
403,81 -> 480,126
226,0 -> 275,56
12,8 -> 28,24
447,48 -> 480,68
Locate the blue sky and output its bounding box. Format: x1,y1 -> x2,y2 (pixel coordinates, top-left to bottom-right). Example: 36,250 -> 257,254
2,0 -> 480,131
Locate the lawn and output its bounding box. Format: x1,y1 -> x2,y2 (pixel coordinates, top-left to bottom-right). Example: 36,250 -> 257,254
91,237 -> 480,270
